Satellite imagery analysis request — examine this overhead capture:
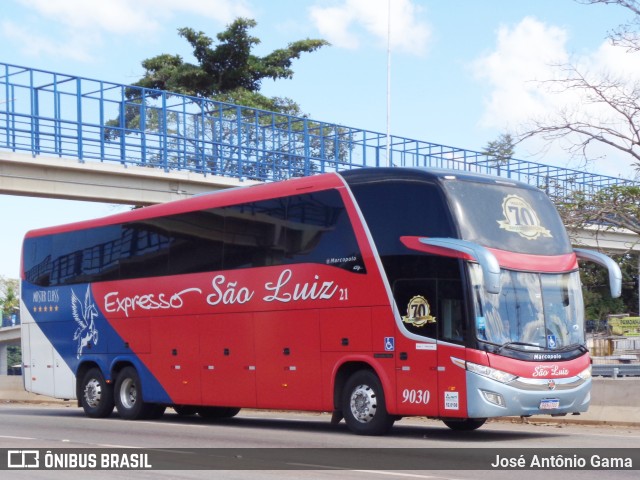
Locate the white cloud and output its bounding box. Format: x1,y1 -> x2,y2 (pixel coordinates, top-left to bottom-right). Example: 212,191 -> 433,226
18,0 -> 160,34
309,0 -> 430,55
1,20 -> 95,62
10,0 -> 254,61
473,16 -> 569,129
18,0 -> 253,33
472,16 -> 640,177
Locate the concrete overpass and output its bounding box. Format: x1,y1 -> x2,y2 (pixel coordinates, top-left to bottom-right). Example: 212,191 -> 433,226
573,225 -> 640,254
0,151 -> 260,205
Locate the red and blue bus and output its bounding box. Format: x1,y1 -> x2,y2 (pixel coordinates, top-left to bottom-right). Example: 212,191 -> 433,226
20,167 -> 621,435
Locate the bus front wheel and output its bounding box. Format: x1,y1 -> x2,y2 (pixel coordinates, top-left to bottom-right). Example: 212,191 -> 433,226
114,366 -> 165,420
342,370 -> 395,436
80,367 -> 114,418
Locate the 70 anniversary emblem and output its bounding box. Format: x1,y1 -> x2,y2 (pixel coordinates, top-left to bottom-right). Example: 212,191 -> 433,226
402,295 -> 436,327
497,195 -> 552,240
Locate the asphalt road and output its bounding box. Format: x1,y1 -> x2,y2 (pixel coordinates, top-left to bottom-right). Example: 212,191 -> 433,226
0,403 -> 638,479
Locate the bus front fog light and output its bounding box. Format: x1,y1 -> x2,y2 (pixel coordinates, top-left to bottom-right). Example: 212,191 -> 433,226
481,390 -> 506,407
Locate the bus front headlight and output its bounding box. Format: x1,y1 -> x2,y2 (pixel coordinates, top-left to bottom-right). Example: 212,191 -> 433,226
577,366 -> 592,381
452,357 -> 517,384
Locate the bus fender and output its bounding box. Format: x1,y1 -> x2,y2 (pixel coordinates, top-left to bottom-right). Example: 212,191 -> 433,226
330,354 -> 397,415
108,355 -> 172,405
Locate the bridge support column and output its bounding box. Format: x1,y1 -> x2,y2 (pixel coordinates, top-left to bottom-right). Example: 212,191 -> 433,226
0,343 -> 7,375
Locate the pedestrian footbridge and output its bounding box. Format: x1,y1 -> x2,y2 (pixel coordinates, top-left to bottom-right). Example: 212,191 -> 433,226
1,61 -> 637,203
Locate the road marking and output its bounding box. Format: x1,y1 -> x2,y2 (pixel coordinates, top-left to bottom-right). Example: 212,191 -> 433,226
95,443 -> 137,449
0,435 -> 37,440
288,463 -> 457,479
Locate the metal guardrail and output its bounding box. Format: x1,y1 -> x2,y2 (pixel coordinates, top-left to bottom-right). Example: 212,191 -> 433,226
1,62 -> 637,194
592,364 -> 640,377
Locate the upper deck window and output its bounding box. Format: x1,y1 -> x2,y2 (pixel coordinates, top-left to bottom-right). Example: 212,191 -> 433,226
23,189 -> 364,286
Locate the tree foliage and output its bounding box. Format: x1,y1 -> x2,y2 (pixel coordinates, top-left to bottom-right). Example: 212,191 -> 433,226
0,276 -> 19,324
520,1 -> 640,172
483,133 -> 515,163
579,0 -> 640,52
580,253 -> 638,318
482,133 -> 515,174
104,18 -> 340,181
131,20 -> 328,105
556,185 -> 640,235
515,1 -> 640,319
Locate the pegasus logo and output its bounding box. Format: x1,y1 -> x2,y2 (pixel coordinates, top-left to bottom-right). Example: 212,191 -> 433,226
72,286 -> 99,359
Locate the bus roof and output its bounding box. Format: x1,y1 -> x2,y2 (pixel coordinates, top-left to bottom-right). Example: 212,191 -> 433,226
24,171 -> 344,238
340,167 -> 540,190
24,167 -> 540,238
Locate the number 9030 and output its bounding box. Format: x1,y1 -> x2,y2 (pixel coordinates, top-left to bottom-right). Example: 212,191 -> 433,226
401,389 -> 430,404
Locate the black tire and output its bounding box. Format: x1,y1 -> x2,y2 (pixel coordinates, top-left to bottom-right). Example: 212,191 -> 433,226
114,366 -> 164,420
341,370 -> 395,436
173,405 -> 198,416
145,404 -> 167,419
198,407 -> 241,419
442,418 -> 487,431
79,367 -> 114,418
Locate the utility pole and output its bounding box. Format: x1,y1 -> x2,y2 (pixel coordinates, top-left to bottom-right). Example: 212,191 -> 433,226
386,0 -> 392,168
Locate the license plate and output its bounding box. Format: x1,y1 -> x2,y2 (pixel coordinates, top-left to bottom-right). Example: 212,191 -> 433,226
540,399 -> 560,410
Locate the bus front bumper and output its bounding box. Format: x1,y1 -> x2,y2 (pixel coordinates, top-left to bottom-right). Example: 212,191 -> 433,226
465,371 -> 591,419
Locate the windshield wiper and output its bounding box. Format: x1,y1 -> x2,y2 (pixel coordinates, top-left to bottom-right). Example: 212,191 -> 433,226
496,341 -> 543,353
556,343 -> 588,353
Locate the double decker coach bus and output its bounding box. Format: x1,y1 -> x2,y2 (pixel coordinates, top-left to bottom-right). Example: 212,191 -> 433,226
20,167 -> 621,435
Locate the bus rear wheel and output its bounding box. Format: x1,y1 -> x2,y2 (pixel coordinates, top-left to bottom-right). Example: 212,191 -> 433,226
80,367 -> 114,418
442,418 -> 487,431
342,370 -> 395,436
114,366 -> 165,420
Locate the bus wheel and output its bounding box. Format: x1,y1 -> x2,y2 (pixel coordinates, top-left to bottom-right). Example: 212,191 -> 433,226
198,407 -> 241,419
174,405 -> 198,416
114,366 -> 164,420
80,367 -> 114,418
442,418 -> 487,431
342,370 -> 394,436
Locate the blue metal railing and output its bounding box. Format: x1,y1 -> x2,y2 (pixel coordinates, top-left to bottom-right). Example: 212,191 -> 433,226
1,61 -> 637,197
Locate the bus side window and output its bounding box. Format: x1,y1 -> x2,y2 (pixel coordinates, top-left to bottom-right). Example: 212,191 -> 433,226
393,278 -> 465,343
393,278 -> 438,340
439,297 -> 465,343
285,190 -> 364,273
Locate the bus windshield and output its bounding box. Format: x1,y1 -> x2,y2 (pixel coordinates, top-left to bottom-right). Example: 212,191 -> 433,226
442,179 -> 573,256
469,264 -> 585,350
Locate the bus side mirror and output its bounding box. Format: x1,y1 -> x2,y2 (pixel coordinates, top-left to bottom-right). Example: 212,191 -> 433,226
574,248 -> 622,298
400,236 -> 501,294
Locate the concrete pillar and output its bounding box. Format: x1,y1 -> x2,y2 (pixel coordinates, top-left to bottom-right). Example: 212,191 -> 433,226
0,344 -> 7,376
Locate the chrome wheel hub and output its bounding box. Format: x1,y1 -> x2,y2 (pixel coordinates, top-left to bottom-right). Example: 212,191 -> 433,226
119,378 -> 137,409
349,384 -> 377,423
84,378 -> 102,408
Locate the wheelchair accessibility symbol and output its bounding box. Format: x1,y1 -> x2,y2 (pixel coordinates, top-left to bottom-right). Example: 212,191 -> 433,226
384,337 -> 395,351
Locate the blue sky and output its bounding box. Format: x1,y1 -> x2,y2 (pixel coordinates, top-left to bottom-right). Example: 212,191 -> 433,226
1,0 -> 638,279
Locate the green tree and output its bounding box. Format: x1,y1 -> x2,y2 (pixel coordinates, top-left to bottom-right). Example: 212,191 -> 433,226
0,276 -> 19,325
104,19 -> 341,181
580,254 -> 637,321
7,346 -> 21,370
517,1 -> 640,320
132,20 -> 328,104
482,133 -> 515,175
